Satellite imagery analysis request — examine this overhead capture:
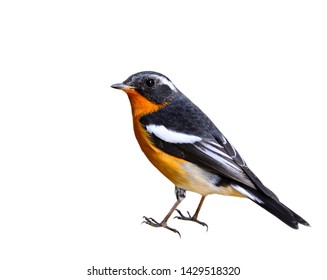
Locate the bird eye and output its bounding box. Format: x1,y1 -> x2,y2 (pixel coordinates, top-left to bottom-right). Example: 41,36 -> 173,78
145,78 -> 155,87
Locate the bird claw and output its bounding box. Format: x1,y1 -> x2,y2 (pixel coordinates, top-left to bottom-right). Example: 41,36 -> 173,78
142,216 -> 160,225
142,216 -> 181,238
174,209 -> 209,231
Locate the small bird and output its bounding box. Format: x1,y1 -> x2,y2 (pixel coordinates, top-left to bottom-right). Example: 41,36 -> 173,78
111,71 -> 309,236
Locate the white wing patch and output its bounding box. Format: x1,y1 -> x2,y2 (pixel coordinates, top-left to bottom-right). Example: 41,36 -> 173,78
232,184 -> 263,204
146,125 -> 202,144
146,124 -> 253,186
146,125 -> 242,172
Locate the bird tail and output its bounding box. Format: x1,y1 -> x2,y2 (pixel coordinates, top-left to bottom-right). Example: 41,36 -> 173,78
232,184 -> 310,229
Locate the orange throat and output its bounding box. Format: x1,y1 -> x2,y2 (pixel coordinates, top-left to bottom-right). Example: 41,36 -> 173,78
124,88 -> 164,119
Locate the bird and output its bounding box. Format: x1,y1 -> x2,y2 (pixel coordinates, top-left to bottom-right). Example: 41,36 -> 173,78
111,71 -> 309,236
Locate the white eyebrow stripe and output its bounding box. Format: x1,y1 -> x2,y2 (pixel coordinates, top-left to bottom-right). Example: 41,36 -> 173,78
154,75 -> 177,92
146,125 -> 202,144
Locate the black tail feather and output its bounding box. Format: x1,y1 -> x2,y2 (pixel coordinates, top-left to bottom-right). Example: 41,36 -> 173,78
281,203 -> 310,227
234,185 -> 310,229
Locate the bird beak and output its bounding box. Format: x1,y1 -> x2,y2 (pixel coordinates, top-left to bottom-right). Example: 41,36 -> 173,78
111,83 -> 135,91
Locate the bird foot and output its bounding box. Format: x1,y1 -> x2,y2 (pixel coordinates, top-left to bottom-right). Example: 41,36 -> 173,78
142,216 -> 181,238
174,209 -> 208,231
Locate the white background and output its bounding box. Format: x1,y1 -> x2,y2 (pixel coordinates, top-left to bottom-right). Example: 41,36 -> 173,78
1,1 -> 326,279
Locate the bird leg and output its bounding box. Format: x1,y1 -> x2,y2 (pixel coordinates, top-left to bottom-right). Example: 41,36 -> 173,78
142,186 -> 186,237
175,195 -> 208,231
142,200 -> 182,237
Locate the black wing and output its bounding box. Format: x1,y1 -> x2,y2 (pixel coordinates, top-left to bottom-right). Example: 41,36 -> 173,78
213,129 -> 279,200
140,95 -> 278,200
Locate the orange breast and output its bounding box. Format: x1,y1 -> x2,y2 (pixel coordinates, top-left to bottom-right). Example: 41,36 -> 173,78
124,89 -> 188,187
133,119 -> 189,186
124,89 -> 245,197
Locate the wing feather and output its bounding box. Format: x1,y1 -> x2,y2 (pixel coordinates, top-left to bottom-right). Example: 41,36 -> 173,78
146,125 -> 256,188
142,117 -> 278,200
212,131 -> 278,200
